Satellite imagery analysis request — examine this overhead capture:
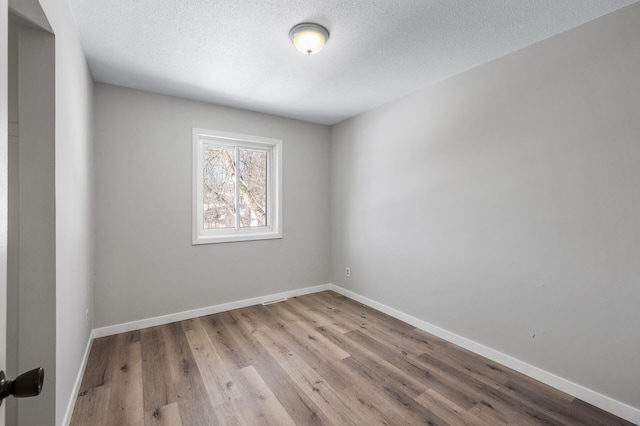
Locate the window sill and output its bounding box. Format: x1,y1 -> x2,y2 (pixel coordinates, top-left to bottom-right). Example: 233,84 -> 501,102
192,230 -> 283,245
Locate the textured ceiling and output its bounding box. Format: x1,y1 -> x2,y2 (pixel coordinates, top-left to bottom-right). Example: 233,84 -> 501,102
67,0 -> 637,125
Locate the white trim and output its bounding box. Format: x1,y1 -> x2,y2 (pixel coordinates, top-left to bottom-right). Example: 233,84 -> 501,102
61,330 -> 95,426
71,283 -> 640,425
328,284 -> 640,425
92,284 -> 331,338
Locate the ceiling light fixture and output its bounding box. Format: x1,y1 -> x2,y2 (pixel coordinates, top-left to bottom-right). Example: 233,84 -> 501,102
289,23 -> 330,55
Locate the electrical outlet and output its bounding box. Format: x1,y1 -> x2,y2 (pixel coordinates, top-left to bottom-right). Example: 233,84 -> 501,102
85,308 -> 89,327
345,267 -> 351,277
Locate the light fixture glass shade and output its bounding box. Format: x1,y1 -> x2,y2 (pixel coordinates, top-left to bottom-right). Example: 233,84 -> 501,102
289,23 -> 329,55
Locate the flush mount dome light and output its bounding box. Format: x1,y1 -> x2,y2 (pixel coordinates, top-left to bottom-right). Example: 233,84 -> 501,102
289,23 -> 329,55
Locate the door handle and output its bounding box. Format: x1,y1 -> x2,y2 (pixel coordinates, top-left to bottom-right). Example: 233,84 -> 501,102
0,368 -> 44,406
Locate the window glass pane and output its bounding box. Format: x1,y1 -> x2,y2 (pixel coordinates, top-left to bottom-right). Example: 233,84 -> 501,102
202,145 -> 235,229
238,148 -> 267,228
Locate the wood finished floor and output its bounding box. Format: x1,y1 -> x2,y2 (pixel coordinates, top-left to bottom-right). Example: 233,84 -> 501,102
71,291 -> 633,425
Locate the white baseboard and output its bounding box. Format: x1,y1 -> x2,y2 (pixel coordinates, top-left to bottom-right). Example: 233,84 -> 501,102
69,283 -> 639,425
92,284 -> 332,338
64,284 -> 331,424
328,284 -> 640,425
62,329 -> 95,426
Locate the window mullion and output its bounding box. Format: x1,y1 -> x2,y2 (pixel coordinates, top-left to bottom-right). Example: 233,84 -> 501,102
234,146 -> 240,230
265,149 -> 270,227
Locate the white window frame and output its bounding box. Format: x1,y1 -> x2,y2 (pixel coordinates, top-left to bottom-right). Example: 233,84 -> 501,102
192,128 -> 283,244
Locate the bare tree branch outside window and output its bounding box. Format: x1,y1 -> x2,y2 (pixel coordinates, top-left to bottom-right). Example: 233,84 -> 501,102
202,145 -> 267,230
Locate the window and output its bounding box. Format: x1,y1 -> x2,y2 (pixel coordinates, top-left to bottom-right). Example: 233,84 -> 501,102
192,128 -> 282,244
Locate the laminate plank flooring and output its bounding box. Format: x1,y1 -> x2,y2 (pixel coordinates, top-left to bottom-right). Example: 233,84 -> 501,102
71,291 -> 634,425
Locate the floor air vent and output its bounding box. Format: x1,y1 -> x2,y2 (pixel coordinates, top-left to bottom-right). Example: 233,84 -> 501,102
261,297 -> 288,305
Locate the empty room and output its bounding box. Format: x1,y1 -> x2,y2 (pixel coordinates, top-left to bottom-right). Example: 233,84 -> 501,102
1,0 -> 639,425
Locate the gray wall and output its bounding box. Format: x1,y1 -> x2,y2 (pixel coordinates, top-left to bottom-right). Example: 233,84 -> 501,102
330,2 -> 640,410
94,84 -> 330,327
37,0 -> 95,424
